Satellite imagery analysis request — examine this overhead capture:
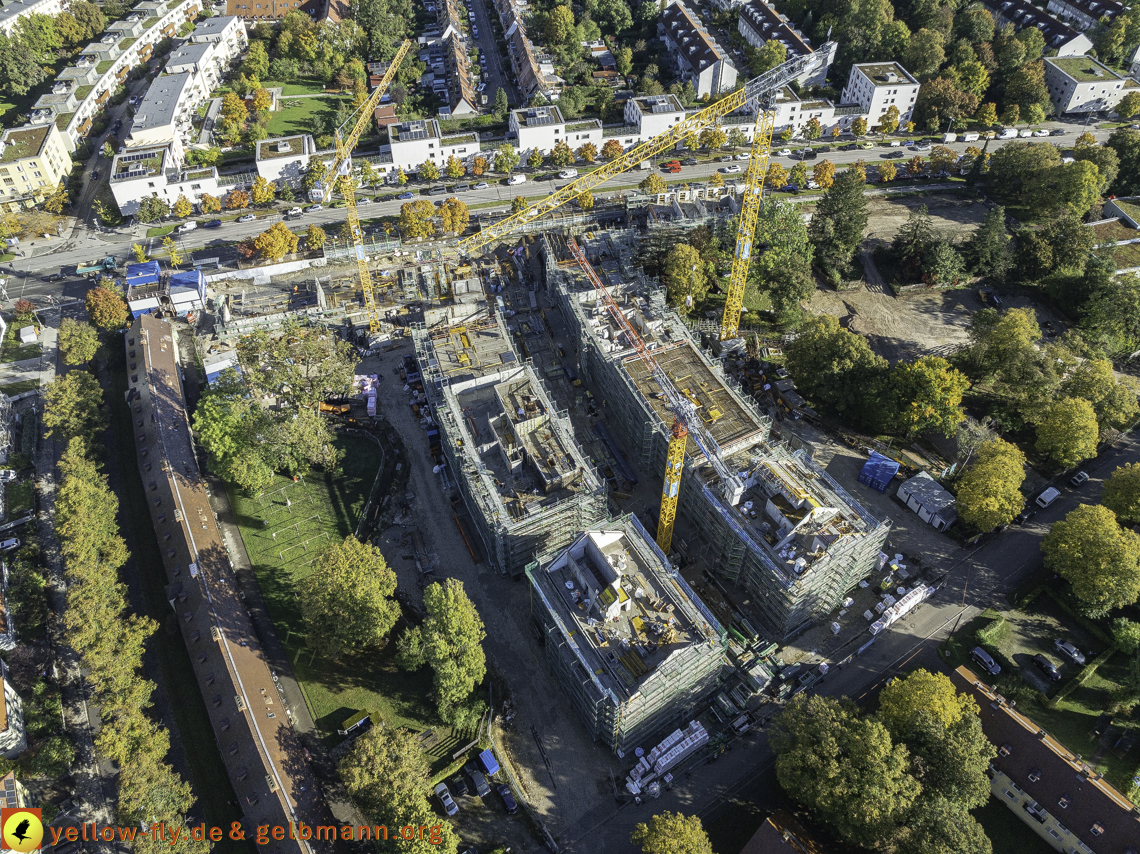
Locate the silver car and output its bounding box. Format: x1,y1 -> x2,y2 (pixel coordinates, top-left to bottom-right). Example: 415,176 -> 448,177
1054,639 -> 1086,665
434,783 -> 459,816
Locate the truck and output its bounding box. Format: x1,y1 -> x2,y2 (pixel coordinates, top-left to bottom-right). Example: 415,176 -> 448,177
942,132 -> 957,143
77,256 -> 118,278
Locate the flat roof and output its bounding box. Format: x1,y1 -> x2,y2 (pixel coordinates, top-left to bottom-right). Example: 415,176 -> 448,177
111,147 -> 166,181
0,125 -> 51,163
530,521 -> 723,701
165,41 -> 212,70
1046,55 -> 1124,82
629,94 -> 685,114
192,14 -> 241,36
257,134 -> 308,160
511,105 -> 565,126
131,72 -> 193,133
391,118 -> 440,141
852,62 -> 918,85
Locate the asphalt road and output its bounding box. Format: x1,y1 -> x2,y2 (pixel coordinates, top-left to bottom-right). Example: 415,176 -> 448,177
4,120 -> 1114,308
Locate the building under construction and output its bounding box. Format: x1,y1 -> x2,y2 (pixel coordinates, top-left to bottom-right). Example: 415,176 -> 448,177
412,311 -> 608,575
526,514 -> 727,753
542,231 -> 891,636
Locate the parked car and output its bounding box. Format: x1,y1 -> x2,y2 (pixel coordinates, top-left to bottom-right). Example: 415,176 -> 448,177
356,197 -> 372,204
682,158 -> 698,166
507,174 -> 526,185
0,470 -> 16,482
396,191 -> 414,199
1014,508 -> 1035,525
776,148 -> 792,156
971,646 -> 1001,676
0,539 -> 20,552
1036,487 -> 1061,508
497,784 -> 519,815
735,152 -> 751,160
662,160 -> 682,173
1050,128 -> 1066,136
453,183 -> 470,192
473,182 -> 489,190
1070,471 -> 1090,486
887,150 -> 906,158
1033,654 -> 1062,681
721,164 -> 742,173
434,783 -> 459,816
204,219 -> 223,228
1054,639 -> 1086,665
91,171 -> 100,181
303,204 -> 323,212
1032,129 -> 1050,137
718,155 -> 734,162
779,184 -> 799,194
176,221 -> 197,233
44,273 -> 63,282
237,214 -> 256,223
887,139 -> 901,147
559,169 -> 579,179
472,25 -> 478,36
287,206 -> 304,216
839,143 -> 858,151
465,764 -> 491,797
450,774 -> 469,797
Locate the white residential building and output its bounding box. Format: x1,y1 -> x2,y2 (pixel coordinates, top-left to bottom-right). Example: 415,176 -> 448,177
0,122 -> 72,211
126,72 -> 199,149
980,0 -> 1092,56
109,142 -> 256,215
0,0 -> 68,35
840,62 -> 920,128
255,133 -> 318,185
508,106 -> 602,158
1046,0 -> 1124,31
387,118 -> 481,173
1044,55 -> 1138,114
623,95 -> 686,139
737,0 -> 833,87
662,1 -> 738,98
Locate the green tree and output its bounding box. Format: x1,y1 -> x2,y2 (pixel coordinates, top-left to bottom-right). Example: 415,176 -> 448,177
890,356 -> 969,437
192,373 -> 275,492
1042,503 -> 1140,616
661,244 -> 708,314
301,536 -> 400,658
418,159 -> 440,181
339,727 -> 460,854
809,168 -> 868,270
511,196 -> 528,214
1111,617 -> 1140,653
236,324 -> 356,410
878,105 -> 901,134
771,694 -> 920,847
117,746 -> 209,854
399,199 -> 436,239
751,38 -> 787,75
1118,91 -> 1140,120
550,140 -> 574,167
577,190 -> 594,210
84,286 -> 129,331
955,438 -> 1026,531
905,28 -> 946,79
492,87 -> 509,121
616,46 -> 633,77
1106,128 -> 1140,196
136,194 -> 171,223
444,155 -> 465,179
243,39 -> 269,79
852,116 -> 869,137
1035,397 -> 1098,468
253,221 -> 300,260
699,126 -> 727,150
397,578 -> 486,725
959,306 -> 1040,380
1060,358 -> 1139,432
439,197 -> 469,233
1104,463 -> 1140,524
302,155 -> 329,194
878,669 -> 975,737
528,148 -> 544,168
894,796 -> 993,854
494,144 -> 520,174
43,372 -> 105,451
964,206 -> 1012,281
748,201 -> 813,323
785,315 -> 888,427
546,4 -> 575,44
974,102 -> 998,127
630,812 -> 714,854
58,318 -> 99,366
727,128 -> 748,153
305,224 -> 327,250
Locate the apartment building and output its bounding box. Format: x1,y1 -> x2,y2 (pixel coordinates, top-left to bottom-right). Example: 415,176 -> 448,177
189,12 -> 248,52
1046,0 -> 1124,31
0,123 -> 72,211
0,0 -> 68,36
840,63 -> 920,127
388,118 -> 480,173
623,94 -> 686,139
662,1 -> 738,98
526,516 -> 728,753
1045,55 -> 1138,114
224,0 -> 323,20
255,133 -> 318,185
737,0 -> 833,88
443,33 -> 478,117
952,666 -> 1140,854
980,0 -> 1093,56
509,105 -> 602,157
0,663 -> 25,760
24,0 -> 204,154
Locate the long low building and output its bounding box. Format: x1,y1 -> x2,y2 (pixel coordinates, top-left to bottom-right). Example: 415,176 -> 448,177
127,314 -> 333,848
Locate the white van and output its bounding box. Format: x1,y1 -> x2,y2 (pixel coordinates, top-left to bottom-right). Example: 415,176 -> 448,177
507,174 -> 526,185
176,221 -> 197,233
998,128 -> 1018,139
1036,487 -> 1061,508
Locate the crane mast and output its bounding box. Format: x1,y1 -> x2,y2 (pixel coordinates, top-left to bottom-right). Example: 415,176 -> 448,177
459,43 -> 835,255
314,39 -> 413,334
566,238 -> 743,551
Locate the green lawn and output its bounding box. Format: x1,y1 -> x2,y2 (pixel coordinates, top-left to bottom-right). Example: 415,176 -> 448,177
0,338 -> 42,363
106,365 -> 250,854
225,434 -> 464,763
0,379 -> 39,395
146,224 -> 177,238
4,481 -> 33,517
265,95 -> 349,138
262,78 -> 329,96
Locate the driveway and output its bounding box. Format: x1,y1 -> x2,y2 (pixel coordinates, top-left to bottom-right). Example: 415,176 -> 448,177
468,0 -> 515,106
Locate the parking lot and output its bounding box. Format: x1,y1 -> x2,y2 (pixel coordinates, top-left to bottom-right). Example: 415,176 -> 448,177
991,595 -> 1103,695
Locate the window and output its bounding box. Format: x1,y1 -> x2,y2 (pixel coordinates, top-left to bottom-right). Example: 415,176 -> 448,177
1089,823 -> 1104,836
33,172 -> 40,178
1057,795 -> 1070,809
1003,789 -> 1017,801
1028,768 -> 1041,783
1047,829 -> 1060,840
2,179 -> 11,186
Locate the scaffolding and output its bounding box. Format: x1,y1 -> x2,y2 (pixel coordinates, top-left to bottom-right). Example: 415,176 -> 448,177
412,316 -> 608,576
541,231 -> 891,637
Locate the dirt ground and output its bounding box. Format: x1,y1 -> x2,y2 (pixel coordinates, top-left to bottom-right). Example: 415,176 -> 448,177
808,193 -> 1069,364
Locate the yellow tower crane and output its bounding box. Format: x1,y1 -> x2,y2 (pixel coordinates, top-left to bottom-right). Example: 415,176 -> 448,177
457,43 -> 835,256
312,39 -> 413,335
657,419 -> 688,553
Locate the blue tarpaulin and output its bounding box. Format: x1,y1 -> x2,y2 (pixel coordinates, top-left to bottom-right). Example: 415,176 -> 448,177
126,260 -> 161,285
170,269 -> 207,300
858,452 -> 900,493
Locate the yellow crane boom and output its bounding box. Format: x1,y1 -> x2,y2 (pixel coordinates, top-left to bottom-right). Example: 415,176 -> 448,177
720,108 -> 776,341
458,43 -> 834,256
315,39 -> 413,334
